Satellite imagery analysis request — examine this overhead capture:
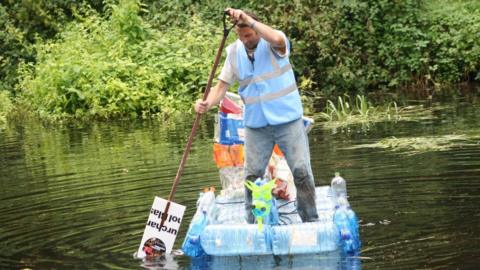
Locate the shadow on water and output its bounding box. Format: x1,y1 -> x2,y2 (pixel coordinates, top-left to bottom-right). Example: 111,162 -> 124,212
1,98 -> 480,269
138,252 -> 362,270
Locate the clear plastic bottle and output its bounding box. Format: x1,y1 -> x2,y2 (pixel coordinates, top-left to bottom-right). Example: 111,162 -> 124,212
197,187 -> 217,222
200,224 -> 272,256
182,212 -> 207,257
333,204 -> 361,255
215,201 -> 246,224
331,172 -> 347,200
271,222 -> 339,255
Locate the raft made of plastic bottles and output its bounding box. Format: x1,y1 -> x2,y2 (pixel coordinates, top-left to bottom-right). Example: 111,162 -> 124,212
182,185 -> 361,257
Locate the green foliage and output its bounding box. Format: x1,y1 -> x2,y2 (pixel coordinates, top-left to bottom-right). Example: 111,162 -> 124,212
0,4 -> 31,92
144,0 -> 480,97
18,0 -> 220,119
3,0 -> 480,120
0,1 -> 105,92
0,91 -> 13,126
286,0 -> 478,95
265,0 -> 426,94
1,0 -> 101,41
142,0 -> 197,30
423,1 -> 480,85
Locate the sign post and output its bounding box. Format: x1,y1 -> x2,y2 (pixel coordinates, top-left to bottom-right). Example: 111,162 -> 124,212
137,197 -> 185,258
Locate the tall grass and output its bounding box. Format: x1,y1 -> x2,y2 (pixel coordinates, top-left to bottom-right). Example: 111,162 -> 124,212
318,94 -> 398,128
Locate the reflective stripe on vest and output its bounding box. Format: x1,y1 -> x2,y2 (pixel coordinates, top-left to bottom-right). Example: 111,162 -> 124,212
239,63 -> 292,88
243,82 -> 297,105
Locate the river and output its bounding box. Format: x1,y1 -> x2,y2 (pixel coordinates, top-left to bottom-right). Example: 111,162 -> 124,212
1,99 -> 479,269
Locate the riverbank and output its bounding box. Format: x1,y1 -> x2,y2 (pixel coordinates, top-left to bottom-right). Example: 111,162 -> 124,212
1,1 -> 479,121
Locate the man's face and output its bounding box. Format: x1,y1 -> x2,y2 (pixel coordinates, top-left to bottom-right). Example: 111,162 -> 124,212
235,26 -> 260,50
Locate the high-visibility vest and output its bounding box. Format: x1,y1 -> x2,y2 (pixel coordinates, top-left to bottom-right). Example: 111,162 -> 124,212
226,37 -> 303,128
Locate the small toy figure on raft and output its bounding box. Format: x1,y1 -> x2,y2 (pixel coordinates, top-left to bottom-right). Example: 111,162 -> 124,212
244,178 -> 279,231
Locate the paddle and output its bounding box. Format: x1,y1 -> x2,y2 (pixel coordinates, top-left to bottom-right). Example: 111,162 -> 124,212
160,10 -> 236,227
136,11 -> 237,258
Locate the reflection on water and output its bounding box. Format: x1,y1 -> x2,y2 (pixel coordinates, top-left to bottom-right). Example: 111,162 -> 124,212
1,101 -> 480,269
137,251 -> 361,270
187,251 -> 361,270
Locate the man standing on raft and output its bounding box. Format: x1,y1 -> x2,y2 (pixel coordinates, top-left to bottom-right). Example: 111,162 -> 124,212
195,8 -> 318,223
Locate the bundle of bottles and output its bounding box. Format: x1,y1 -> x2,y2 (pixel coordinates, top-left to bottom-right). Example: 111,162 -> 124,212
182,174 -> 361,257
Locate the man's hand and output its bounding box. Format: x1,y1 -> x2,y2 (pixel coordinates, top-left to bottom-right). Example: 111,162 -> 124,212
224,8 -> 286,55
225,8 -> 253,26
194,99 -> 210,114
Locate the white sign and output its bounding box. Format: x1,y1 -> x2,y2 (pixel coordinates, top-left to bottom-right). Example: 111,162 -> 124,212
137,197 -> 186,258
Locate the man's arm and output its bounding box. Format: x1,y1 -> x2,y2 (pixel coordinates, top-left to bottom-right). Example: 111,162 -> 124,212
226,8 -> 287,55
194,80 -> 229,114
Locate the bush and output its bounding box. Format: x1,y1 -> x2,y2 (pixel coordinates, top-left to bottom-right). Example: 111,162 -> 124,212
424,1 -> 480,85
0,1 -> 105,93
0,4 -> 31,92
17,0 -> 221,119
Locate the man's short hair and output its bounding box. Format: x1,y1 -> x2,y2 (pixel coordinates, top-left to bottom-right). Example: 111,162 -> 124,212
237,10 -> 260,28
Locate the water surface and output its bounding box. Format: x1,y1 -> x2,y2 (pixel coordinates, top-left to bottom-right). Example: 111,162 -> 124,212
1,101 -> 479,269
